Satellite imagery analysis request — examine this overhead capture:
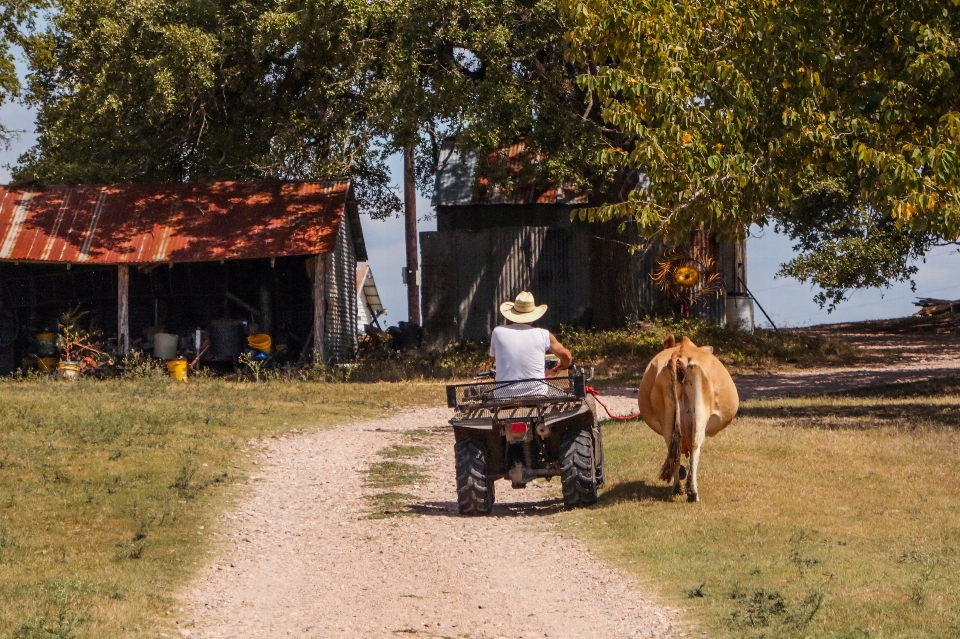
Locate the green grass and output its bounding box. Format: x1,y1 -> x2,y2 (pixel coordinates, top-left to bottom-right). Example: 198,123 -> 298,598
364,434 -> 433,519
0,376 -> 443,638
564,378 -> 960,638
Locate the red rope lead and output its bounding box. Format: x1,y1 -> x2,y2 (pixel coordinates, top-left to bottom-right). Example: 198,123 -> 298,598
585,386 -> 642,422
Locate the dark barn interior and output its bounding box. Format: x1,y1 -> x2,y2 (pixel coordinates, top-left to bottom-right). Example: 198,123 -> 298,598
0,256 -> 317,374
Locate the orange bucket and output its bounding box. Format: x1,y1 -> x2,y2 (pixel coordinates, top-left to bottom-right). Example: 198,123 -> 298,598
247,333 -> 272,353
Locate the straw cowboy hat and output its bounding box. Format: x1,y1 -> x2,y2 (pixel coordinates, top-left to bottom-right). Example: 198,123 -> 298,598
500,291 -> 548,323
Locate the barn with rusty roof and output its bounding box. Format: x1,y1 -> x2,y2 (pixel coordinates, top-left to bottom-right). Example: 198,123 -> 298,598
0,180 -> 366,374
420,140 -> 749,346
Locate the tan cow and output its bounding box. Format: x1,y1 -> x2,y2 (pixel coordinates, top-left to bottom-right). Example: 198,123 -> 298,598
638,335 -> 739,502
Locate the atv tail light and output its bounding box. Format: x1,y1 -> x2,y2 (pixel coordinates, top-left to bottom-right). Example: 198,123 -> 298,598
509,422 -> 528,436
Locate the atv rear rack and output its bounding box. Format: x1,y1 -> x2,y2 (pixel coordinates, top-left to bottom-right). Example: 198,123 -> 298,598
446,373 -> 586,411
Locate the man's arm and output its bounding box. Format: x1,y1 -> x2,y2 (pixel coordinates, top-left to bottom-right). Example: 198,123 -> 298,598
546,332 -> 572,377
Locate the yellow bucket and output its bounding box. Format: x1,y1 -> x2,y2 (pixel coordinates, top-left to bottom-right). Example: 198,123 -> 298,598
37,357 -> 59,372
166,359 -> 188,382
247,333 -> 272,353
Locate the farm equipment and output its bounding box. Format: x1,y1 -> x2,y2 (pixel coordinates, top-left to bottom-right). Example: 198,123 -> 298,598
446,367 -> 604,515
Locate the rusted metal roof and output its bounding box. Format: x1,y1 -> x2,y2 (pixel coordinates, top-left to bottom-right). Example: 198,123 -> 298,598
434,139 -> 588,207
0,180 -> 361,264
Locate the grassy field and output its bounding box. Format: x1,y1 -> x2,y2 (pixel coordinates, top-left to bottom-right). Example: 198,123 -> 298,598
0,377 -> 443,639
565,377 -> 960,639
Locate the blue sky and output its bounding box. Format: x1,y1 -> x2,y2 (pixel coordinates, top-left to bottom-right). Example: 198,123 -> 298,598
3,97 -> 957,329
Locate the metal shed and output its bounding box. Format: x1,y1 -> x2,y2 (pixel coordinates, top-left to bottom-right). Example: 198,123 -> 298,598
0,180 -> 366,372
420,141 -> 747,346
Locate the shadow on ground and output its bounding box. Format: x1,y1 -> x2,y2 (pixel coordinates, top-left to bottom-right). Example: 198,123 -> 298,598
599,480 -> 675,504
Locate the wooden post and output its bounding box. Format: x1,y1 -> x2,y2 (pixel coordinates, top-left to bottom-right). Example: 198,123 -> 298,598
117,264 -> 130,356
403,145 -> 421,325
313,254 -> 327,364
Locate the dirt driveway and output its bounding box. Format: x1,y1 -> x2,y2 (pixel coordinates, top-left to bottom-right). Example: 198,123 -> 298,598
180,400 -> 680,639
178,324 -> 960,638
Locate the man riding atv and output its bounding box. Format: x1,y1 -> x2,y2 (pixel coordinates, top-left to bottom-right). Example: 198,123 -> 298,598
487,291 -> 572,389
447,291 -> 604,515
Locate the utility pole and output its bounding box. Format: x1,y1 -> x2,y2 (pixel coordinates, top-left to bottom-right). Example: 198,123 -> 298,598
403,145 -> 421,325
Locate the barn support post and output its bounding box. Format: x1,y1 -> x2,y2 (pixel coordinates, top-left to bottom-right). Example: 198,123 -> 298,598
313,253 -> 327,364
117,264 -> 130,356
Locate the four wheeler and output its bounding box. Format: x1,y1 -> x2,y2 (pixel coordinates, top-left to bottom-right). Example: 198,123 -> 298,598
447,366 -> 604,515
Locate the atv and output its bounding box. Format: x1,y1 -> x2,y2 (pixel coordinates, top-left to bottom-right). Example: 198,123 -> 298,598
446,366 -> 604,515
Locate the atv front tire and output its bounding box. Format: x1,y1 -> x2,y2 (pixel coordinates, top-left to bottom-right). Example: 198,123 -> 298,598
454,439 -> 495,515
560,429 -> 598,509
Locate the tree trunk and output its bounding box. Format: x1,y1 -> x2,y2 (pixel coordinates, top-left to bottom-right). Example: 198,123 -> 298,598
404,145 -> 421,325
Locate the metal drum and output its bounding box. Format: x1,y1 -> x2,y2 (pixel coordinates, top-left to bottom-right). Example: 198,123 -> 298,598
210,320 -> 243,358
725,293 -> 754,331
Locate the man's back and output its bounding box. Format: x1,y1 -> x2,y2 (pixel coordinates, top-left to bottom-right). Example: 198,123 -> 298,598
489,324 -> 551,382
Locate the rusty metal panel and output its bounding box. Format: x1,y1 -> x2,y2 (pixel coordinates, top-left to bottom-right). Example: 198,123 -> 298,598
0,181 -> 352,264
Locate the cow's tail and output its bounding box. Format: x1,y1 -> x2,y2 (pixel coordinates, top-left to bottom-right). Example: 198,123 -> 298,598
660,427 -> 681,482
659,353 -> 684,482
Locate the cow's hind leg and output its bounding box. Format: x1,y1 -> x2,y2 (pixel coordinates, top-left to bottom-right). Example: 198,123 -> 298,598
686,445 -> 701,502
672,466 -> 683,496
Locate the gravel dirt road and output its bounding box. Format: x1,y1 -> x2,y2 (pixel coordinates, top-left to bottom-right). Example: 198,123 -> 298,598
181,398 -> 682,639
179,325 -> 960,639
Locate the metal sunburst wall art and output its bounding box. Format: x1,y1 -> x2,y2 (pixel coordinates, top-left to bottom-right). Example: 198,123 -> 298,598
651,246 -> 724,317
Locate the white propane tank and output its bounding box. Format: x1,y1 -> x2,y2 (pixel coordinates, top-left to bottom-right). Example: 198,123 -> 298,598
725,293 -> 755,331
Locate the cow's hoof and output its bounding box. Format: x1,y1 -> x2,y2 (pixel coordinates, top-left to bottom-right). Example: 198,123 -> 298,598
678,465 -> 687,480
687,492 -> 699,503
672,485 -> 684,496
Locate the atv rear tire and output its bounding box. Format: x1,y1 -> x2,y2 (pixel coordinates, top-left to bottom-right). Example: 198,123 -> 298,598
454,439 -> 495,515
560,429 -> 598,509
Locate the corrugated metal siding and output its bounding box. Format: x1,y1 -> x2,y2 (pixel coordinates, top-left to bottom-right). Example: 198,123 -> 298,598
421,226 -> 591,344
0,181 -> 351,264
323,214 -> 358,363
422,223 -> 744,342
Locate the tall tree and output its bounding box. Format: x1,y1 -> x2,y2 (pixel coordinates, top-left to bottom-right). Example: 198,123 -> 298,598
363,0 -> 612,321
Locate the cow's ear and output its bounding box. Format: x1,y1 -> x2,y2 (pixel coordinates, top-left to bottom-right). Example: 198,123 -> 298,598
701,345 -> 714,354
664,334 -> 676,349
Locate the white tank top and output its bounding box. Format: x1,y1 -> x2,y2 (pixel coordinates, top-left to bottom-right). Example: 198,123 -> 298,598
489,324 -> 551,382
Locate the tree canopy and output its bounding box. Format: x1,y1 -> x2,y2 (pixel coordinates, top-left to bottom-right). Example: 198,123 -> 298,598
564,0 -> 960,236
